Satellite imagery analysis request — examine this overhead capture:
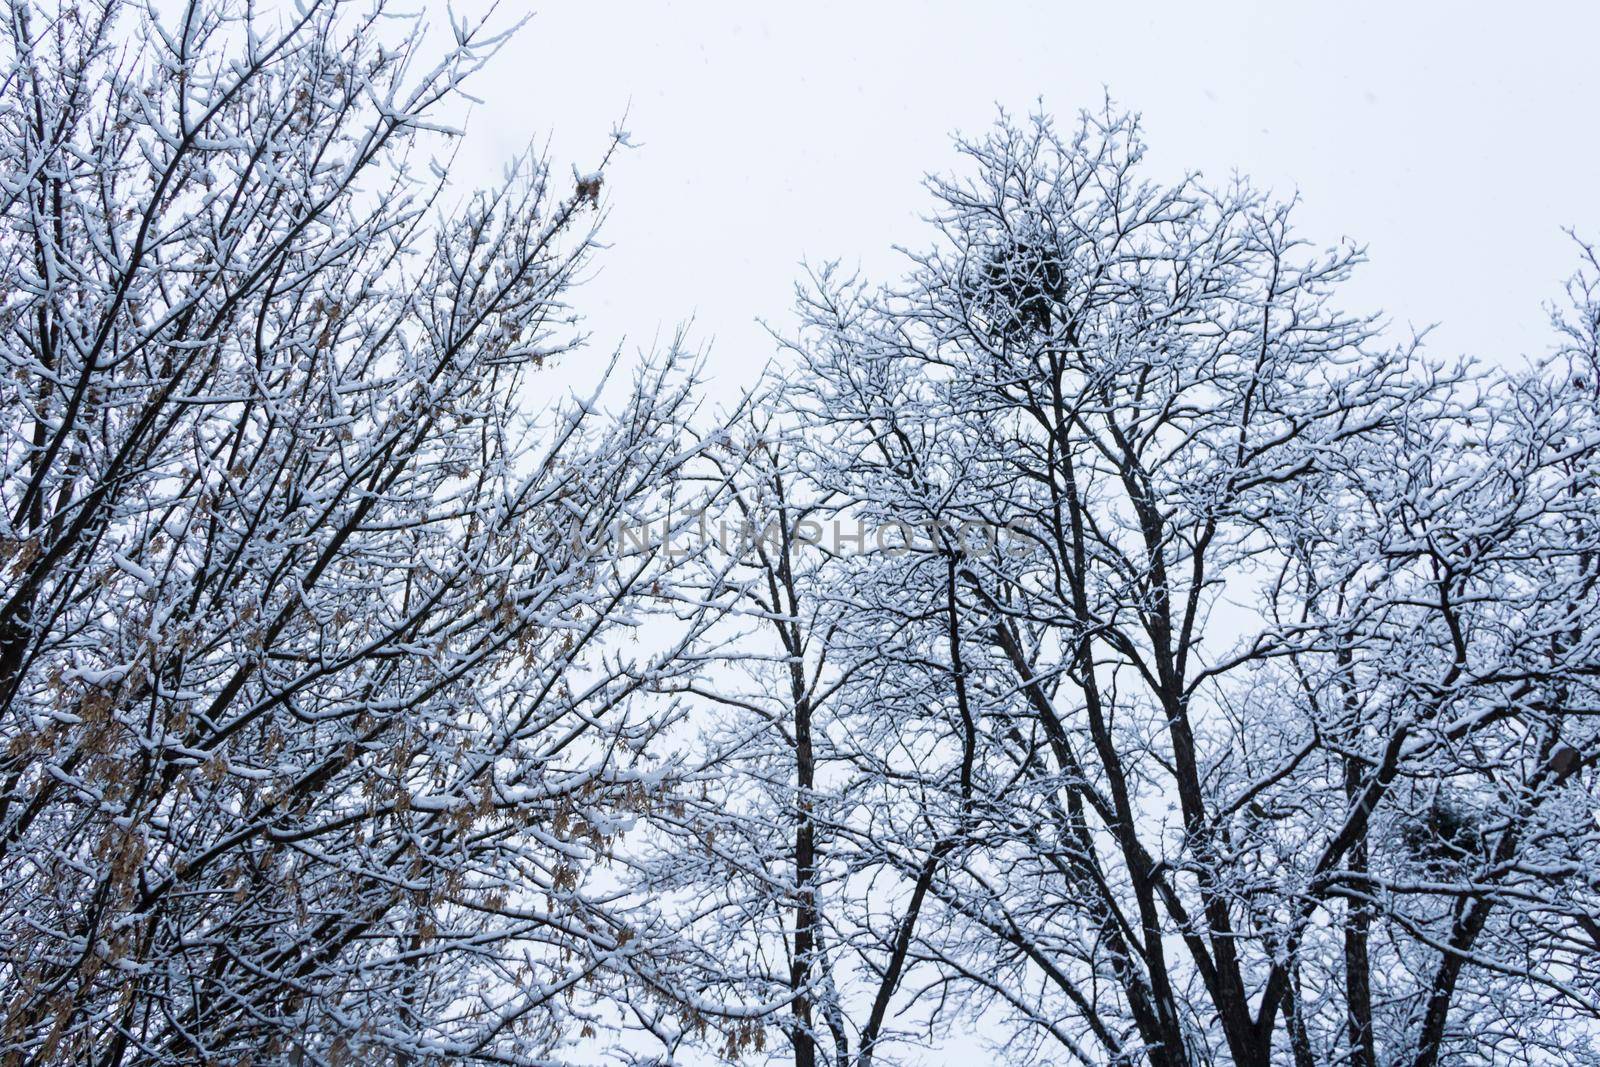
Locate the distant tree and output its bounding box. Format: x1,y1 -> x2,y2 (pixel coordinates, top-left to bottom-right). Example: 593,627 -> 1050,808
623,413 -> 954,1067
0,2 -> 722,1062
620,419 -> 856,1066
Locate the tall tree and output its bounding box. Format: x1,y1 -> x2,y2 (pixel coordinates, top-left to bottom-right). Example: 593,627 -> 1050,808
752,107 -> 1600,1066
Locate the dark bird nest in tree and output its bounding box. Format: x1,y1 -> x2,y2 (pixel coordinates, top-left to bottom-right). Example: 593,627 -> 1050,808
1399,792 -> 1485,874
978,238 -> 1065,341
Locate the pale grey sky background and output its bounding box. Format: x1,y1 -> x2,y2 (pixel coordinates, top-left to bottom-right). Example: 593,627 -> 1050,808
447,0 -> 1599,398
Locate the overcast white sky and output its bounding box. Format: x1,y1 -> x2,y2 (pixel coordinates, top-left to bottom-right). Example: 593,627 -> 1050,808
446,0 -> 1599,399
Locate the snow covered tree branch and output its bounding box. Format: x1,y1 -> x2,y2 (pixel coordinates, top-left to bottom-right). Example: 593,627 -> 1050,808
0,2 -> 725,1063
